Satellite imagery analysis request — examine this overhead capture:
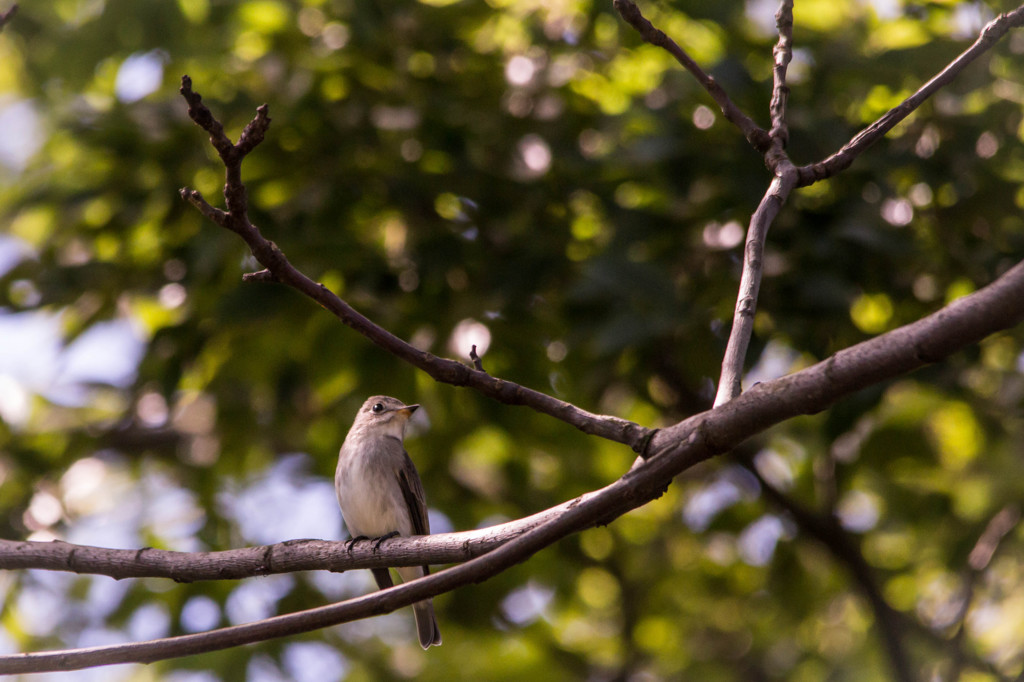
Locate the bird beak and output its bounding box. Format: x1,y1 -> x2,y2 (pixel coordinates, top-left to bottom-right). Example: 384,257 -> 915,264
399,404 -> 420,416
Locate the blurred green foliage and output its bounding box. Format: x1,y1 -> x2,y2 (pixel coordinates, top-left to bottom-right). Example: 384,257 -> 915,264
1,0 -> 1024,679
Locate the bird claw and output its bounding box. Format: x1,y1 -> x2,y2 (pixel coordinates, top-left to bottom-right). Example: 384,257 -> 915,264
373,531 -> 400,551
346,535 -> 369,552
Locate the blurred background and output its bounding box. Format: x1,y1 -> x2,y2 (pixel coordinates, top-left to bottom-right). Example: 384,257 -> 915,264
1,0 -> 1024,679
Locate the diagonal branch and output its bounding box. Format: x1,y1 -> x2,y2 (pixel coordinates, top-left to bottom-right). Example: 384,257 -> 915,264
4,255 -> 1023,673
947,504 -> 1021,678
177,75 -> 650,451
613,0 -> 771,152
797,3 -> 1024,185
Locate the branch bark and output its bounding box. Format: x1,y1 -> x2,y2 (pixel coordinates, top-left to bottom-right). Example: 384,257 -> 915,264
768,0 -> 794,148
947,505 -> 1021,679
3,255 -> 1023,673
0,497 -> 588,581
713,167 -> 796,406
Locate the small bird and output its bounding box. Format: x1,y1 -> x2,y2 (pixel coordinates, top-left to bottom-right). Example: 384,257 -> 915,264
335,395 -> 442,649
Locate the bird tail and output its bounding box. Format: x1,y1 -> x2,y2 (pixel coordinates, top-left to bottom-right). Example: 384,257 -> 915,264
413,599 -> 442,649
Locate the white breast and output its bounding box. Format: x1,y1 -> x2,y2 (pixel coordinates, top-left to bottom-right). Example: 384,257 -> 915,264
335,434 -> 412,539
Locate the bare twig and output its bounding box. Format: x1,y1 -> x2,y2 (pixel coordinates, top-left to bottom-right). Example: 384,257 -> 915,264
714,167 -> 797,406
177,75 -> 650,451
797,4 -> 1024,185
613,0 -> 771,152
469,344 -> 485,372
967,504 -> 1020,572
714,0 -> 796,404
769,0 -> 794,148
947,505 -> 1021,678
3,255 -> 1023,673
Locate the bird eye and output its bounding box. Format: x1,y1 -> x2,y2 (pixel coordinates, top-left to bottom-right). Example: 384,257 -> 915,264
371,402 -> 385,413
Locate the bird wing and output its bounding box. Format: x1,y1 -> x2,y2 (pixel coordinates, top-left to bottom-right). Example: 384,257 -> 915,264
397,451 -> 432,576
397,451 -> 430,536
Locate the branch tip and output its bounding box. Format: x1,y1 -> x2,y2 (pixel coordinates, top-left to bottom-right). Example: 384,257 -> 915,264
242,269 -> 278,283
469,345 -> 485,372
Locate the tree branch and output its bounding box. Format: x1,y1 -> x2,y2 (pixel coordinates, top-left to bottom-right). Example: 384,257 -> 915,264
612,0 -> 771,152
768,0 -> 794,148
713,167 -> 797,406
797,4 -> 1024,185
3,255 -> 1023,673
177,75 -> 650,451
0,495 -> 593,581
947,504 -> 1021,678
718,1 -> 796,404
714,1 -> 1024,405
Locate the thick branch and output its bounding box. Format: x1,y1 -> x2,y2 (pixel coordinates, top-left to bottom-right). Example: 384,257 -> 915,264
664,256 -> 1024,457
797,4 -> 1024,185
0,497 -> 587,581
3,256 -> 1023,673
613,0 -> 771,152
713,167 -> 797,406
177,75 -> 650,451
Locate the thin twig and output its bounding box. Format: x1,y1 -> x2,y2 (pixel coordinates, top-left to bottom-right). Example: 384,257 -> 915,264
469,344 -> 485,372
613,0 -> 771,152
714,166 -> 797,406
947,505 -> 1020,678
3,255 -> 1023,673
177,75 -> 651,451
769,0 -> 794,148
797,4 -> 1024,185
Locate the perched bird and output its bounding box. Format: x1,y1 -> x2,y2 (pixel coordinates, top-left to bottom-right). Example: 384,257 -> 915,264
335,395 -> 442,649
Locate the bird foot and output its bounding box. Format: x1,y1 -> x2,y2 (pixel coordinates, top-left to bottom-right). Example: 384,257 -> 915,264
345,535 -> 369,552
373,531 -> 400,551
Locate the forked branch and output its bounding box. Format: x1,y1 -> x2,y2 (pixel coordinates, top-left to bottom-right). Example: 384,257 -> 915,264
797,4 -> 1024,184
